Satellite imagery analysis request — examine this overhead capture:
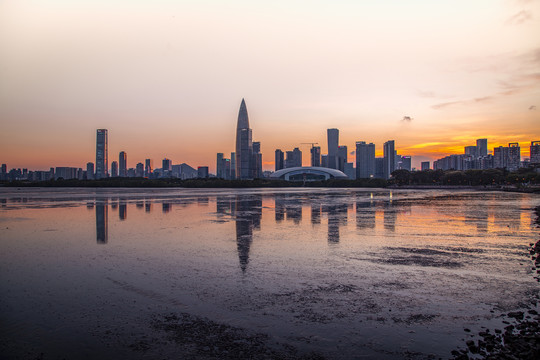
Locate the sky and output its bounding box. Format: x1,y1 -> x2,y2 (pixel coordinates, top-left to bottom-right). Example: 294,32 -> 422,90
1,0 -> 539,172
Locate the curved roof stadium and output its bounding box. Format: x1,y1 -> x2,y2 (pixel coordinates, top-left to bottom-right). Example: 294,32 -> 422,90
270,166 -> 348,182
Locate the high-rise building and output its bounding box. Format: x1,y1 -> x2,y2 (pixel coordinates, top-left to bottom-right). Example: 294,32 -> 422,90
465,146 -> 477,157
493,146 -> 509,169
400,156 -> 412,171
275,149 -> 284,171
86,162 -> 95,180
145,159 -> 152,177
383,140 -> 395,179
338,145 -> 348,172
217,153 -> 225,179
327,128 -> 339,169
507,143 -> 521,171
321,154 -> 328,168
374,158 -> 384,179
310,146 -> 321,167
95,129 -> 108,179
135,163 -> 144,177
531,141 -> 540,164
421,161 -> 430,171
252,142 -> 263,178
110,161 -> 118,177
477,139 -> 488,157
230,152 -> 236,180
198,166 -> 209,178
162,158 -> 172,177
356,142 -> 375,179
285,148 -> 302,168
235,99 -> 253,179
119,151 -> 127,177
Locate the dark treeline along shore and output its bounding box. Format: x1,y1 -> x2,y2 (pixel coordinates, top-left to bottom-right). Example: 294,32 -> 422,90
2,168 -> 540,191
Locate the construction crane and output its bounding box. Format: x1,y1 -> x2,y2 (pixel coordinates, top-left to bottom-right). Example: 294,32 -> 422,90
300,142 -> 319,149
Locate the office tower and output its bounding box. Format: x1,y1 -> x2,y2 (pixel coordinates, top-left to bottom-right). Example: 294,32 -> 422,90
119,151 -> 127,177
321,154 -> 328,168
311,146 -> 321,167
110,161 -> 118,177
217,153 -> 225,178
344,163 -> 355,179
286,148 -> 302,168
224,158 -> 231,179
477,139 -> 488,157
356,141 -> 375,179
507,143 -> 521,171
421,161 -> 430,171
235,99 -> 253,179
145,159 -> 152,177
338,145 -> 348,172
95,129 -> 108,179
86,162 -> 95,180
531,141 -> 540,164
383,140 -> 395,179
162,158 -> 172,177
465,146 -> 477,157
275,149 -> 284,171
136,163 -> 144,177
252,142 -> 263,178
327,128 -> 339,169
230,152 -> 236,179
401,156 -> 412,171
198,166 -> 209,178
1,164 -> 6,179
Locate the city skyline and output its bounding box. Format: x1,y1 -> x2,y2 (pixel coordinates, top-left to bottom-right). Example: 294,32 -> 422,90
1,1 -> 539,171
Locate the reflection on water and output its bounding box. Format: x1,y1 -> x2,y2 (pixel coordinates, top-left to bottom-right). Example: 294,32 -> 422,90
96,202 -> 107,244
1,188 -> 539,360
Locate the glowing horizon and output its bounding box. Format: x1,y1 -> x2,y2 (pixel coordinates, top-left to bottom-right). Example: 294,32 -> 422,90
1,0 -> 539,172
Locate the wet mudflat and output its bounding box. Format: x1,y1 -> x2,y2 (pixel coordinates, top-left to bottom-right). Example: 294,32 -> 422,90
0,188 -> 539,359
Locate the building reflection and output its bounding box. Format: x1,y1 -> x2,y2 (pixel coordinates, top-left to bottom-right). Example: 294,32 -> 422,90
96,201 -> 108,244
323,202 -> 348,243
162,202 -> 171,213
119,202 -> 127,220
311,203 -> 321,225
356,198 -> 375,229
233,195 -> 262,273
145,200 -> 152,213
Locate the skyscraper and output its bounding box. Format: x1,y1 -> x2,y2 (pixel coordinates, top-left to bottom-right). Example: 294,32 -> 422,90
356,141 -> 375,179
311,146 -> 321,167
421,161 -> 430,171
145,159 -> 153,177
252,142 -> 263,178
338,145 -> 348,172
217,153 -> 225,179
507,143 -> 520,171
531,141 -> 540,164
95,129 -> 108,179
119,151 -> 127,177
235,99 -> 253,179
327,128 -> 339,169
383,140 -> 395,179
476,139 -> 488,157
275,149 -> 284,171
110,161 -> 118,177
86,162 -> 95,180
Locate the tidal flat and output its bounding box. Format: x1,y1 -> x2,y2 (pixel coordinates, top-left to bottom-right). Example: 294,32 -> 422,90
0,188 -> 539,359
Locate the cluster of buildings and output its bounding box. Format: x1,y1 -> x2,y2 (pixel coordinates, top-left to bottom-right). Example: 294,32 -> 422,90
216,99 -> 411,181
2,99 -> 539,182
433,139 -> 540,172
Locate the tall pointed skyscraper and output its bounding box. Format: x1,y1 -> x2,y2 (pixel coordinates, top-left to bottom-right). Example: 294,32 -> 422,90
235,99 -> 253,179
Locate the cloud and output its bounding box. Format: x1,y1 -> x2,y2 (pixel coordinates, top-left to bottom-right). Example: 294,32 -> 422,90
506,10 -> 533,25
401,116 -> 413,122
530,105 -> 537,110
432,101 -> 463,110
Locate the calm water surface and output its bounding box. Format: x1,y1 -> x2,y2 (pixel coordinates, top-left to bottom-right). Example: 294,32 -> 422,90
1,188 -> 539,359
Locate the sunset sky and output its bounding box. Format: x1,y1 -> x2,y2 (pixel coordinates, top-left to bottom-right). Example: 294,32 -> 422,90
1,0 -> 539,172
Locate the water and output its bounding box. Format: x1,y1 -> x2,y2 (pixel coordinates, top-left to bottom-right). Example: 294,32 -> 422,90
0,188 -> 539,359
